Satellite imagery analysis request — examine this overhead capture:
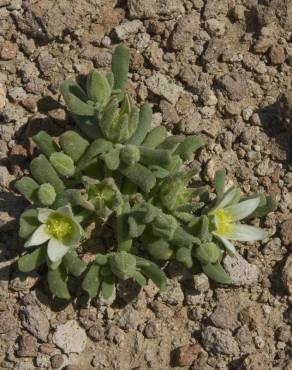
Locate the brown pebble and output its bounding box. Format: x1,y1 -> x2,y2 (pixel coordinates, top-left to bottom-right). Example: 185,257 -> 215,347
17,335 -> 38,357
51,354 -> 64,369
173,344 -> 202,366
269,45 -> 286,65
39,343 -> 55,354
0,41 -> 18,60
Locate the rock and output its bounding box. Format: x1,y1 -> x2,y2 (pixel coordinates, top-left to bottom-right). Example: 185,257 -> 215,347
0,41 -> 18,60
0,83 -> 6,109
280,219 -> 292,246
143,321 -> 160,339
205,19 -> 226,37
223,253 -> 259,286
160,100 -> 180,124
269,45 -> 286,65
282,254 -> 292,294
276,91 -> 292,127
192,274 -> 210,293
53,320 -> 87,354
50,354 -> 64,369
0,166 -> 13,188
160,278 -> 184,305
144,41 -> 166,70
115,305 -> 142,331
35,353 -> 51,368
9,270 -> 39,292
203,38 -> 225,63
170,11 -> 200,50
201,326 -> 239,355
8,87 -> 27,102
242,352 -> 271,370
20,304 -> 50,342
127,0 -> 184,19
0,311 -> 17,334
172,344 -> 203,366
91,352 -> 109,368
200,88 -> 218,106
114,20 -> 143,40
146,73 -> 182,104
16,335 -> 38,357
210,302 -> 239,330
216,73 -> 248,101
87,324 -> 105,342
64,366 -> 80,370
203,0 -> 229,19
39,343 -> 55,355
242,106 -> 254,121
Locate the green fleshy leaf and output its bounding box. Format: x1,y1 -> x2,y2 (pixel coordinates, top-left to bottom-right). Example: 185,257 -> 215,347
59,131 -> 89,163
47,264 -> 71,299
63,251 -> 87,277
139,147 -> 172,167
86,69 -> 111,108
214,169 -> 226,202
112,45 -> 130,92
116,200 -> 132,252
175,135 -> 204,161
152,213 -> 177,240
194,242 -> 220,264
133,271 -> 147,286
176,247 -> 193,268
37,183 -> 56,206
137,258 -> 167,290
50,152 -> 75,177
19,208 -> 39,239
101,147 -> 121,171
202,262 -> 232,284
30,154 -> 65,193
120,163 -> 156,193
15,177 -> 39,203
77,138 -> 113,170
110,251 -> 136,280
53,189 -> 87,208
82,264 -> 101,298
101,275 -> 115,300
33,131 -> 59,158
158,135 -> 185,152
120,145 -> 140,166
18,245 -> 47,272
61,80 -> 95,116
142,126 -> 167,149
141,233 -> 173,260
127,104 -> 152,145
71,114 -> 101,140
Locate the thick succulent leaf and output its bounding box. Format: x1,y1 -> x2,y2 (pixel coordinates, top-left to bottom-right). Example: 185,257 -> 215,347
82,264 -> 101,298
106,72 -> 114,89
63,251 -> 87,277
137,258 -> 167,290
116,201 -> 132,252
174,135 -> 204,161
47,264 -> 71,299
171,226 -> 199,249
202,262 -> 232,284
120,145 -> 140,166
101,275 -> 115,300
148,165 -> 169,179
110,251 -> 136,280
142,126 -> 167,148
61,80 -> 95,116
152,213 -> 177,240
111,45 -> 130,92
18,245 -> 47,272
189,215 -> 211,241
139,147 -> 172,167
101,147 -> 121,171
133,271 -> 147,286
141,233 -> 173,260
128,215 -> 146,238
86,69 -> 111,108
72,114 -> 101,140
19,208 -> 39,239
194,242 -> 221,264
249,196 -> 277,218
176,247 -> 193,268
127,104 -> 152,145
158,135 -> 185,152
33,131 -> 59,158
50,152 -> 75,177
30,154 -> 65,193
59,131 -> 89,163
77,138 -> 113,170
214,169 -> 226,202
15,177 -> 39,203
53,189 -> 87,208
37,183 -> 56,206
120,163 -> 156,193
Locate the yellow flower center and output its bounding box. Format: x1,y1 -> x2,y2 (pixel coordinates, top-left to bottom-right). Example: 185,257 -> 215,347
214,209 -> 232,235
46,213 -> 74,241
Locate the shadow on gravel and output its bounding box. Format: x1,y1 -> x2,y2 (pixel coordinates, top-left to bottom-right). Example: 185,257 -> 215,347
256,102 -> 292,163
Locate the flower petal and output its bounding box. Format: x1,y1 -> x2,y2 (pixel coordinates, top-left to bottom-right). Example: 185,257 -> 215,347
37,208 -> 53,223
214,187 -> 241,210
221,223 -> 268,241
214,234 -> 236,255
47,238 -> 69,262
57,205 -> 74,218
24,224 -> 50,248
224,197 -> 261,221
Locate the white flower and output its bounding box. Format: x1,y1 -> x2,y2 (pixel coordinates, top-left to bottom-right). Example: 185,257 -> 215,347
209,190 -> 268,255
25,205 -> 82,263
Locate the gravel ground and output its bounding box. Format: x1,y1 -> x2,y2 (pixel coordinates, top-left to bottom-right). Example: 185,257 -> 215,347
0,1 -> 291,369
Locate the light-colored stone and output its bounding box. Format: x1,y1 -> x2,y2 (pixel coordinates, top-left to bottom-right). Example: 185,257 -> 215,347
223,253 -> 259,286
0,82 -> 6,109
146,73 -> 182,104
115,20 -> 143,40
53,320 -> 87,354
201,326 -> 239,355
127,0 -> 184,19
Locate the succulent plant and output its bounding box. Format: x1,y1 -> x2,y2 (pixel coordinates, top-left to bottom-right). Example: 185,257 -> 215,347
15,45 -> 276,300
